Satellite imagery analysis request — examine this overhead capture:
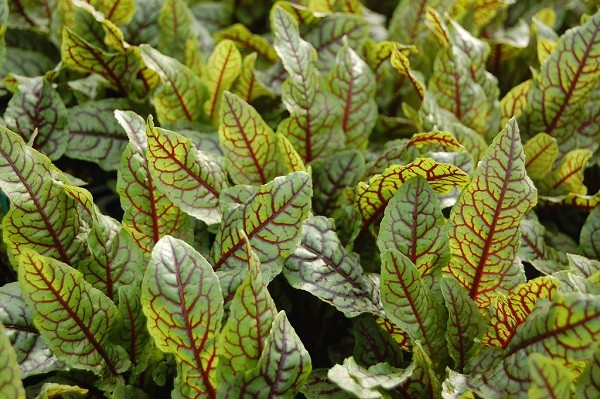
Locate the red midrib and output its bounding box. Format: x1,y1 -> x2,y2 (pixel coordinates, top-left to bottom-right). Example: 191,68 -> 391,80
524,140 -> 553,170
208,48 -> 234,121
146,52 -> 193,120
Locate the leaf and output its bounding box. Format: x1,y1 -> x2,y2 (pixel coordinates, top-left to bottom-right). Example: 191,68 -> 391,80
121,0 -> 162,46
4,75 -> 68,160
18,249 -> 130,377
356,157 -> 469,231
141,236 -> 223,398
576,347 -> 600,399
157,0 -> 194,61
146,123 -> 228,224
380,249 -> 448,367
328,357 -> 414,399
390,46 -> 425,100
300,369 -> 349,399
217,236 -> 277,382
204,40 -> 242,123
580,206 -> 600,260
523,132 -> 559,180
440,277 -> 486,373
139,44 -> 207,125
312,150 -> 364,216
272,6 -> 344,162
212,171 -> 312,280
218,91 -> 279,185
0,126 -> 86,264
377,176 -> 450,280
215,23 -> 278,63
220,311 -> 311,398
115,110 -> 191,255
231,52 -> 275,103
528,353 -> 574,399
484,277 -> 559,348
277,133 -> 306,173
389,0 -> 454,44
446,119 -> 536,307
304,13 -> 369,72
541,148 -> 592,195
500,79 -> 532,126
0,283 -> 62,378
0,321 -> 25,399
89,0 -> 134,25
284,216 -> 382,318
114,286 -> 150,366
61,27 -> 138,94
33,383 -> 88,399
0,48 -> 56,78
525,11 -> 600,153
352,315 -> 405,368
66,99 -> 138,170
327,42 -> 377,150
519,217 -> 568,265
407,130 -> 464,151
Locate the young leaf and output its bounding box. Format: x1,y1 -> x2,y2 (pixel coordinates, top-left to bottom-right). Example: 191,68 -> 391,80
441,277 -> 486,372
407,130 -> 464,151
217,237 -> 277,383
528,353 -> 574,399
212,171 -> 312,279
0,126 -> 85,264
356,157 -> 469,231
523,132 -> 559,180
446,119 -> 536,307
204,40 -> 242,123
215,23 -> 278,63
4,75 -> 68,160
140,44 -> 207,125
146,123 -> 228,224
377,176 -> 450,280
390,46 -> 425,100
327,42 -> 377,150
380,249 -> 448,367
18,249 -> 130,377
219,91 -> 279,185
141,236 -> 223,398
542,148 -> 592,195
284,216 -> 383,318
0,321 -> 25,399
277,133 -> 306,174
0,283 -> 62,378
232,52 -> 275,103
157,0 -> 194,61
115,110 -> 191,255
580,206 -> 600,260
500,79 -> 532,126
114,286 -> 150,366
220,311 -> 311,398
272,6 -> 344,162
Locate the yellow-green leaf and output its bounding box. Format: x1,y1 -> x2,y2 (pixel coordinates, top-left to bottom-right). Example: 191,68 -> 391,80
542,148 -> 592,195
204,40 -> 242,123
157,0 -> 194,61
500,79 -> 533,126
528,353 -> 574,399
231,52 -> 275,103
390,46 -> 425,100
0,321 -> 25,399
523,132 -> 559,180
215,23 -> 278,62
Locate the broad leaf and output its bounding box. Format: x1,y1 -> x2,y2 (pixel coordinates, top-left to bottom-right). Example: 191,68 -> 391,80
272,6 -> 344,162
300,369 -> 349,399
523,132 -> 559,180
18,249 -> 130,377
157,0 -> 193,61
284,216 -> 382,318
446,119 -> 536,307
0,126 -> 85,264
232,52 -> 275,103
141,236 -> 223,398
219,91 -> 279,185
377,176 -> 450,280
352,315 -> 406,368
146,123 -> 228,224
541,148 -> 592,195
500,79 -> 532,126
580,206 -> 600,260
4,75 -> 68,160
528,353 -> 574,399
389,0 -> 453,44
204,40 -> 242,123
114,286 -> 150,366
390,46 -> 425,100
576,347 -> 600,399
215,23 -> 278,63
0,321 -> 25,399
212,171 -> 312,280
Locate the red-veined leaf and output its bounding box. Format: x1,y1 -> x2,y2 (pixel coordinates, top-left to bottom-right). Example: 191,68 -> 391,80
214,23 -> 278,62
580,206 -> 600,260
523,132 -> 559,180
0,321 -> 25,399
204,40 -> 242,123
528,353 -> 574,399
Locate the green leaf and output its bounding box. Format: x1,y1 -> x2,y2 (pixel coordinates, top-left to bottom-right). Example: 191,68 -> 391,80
4,75 -> 68,160
446,119 -> 536,307
327,42 -> 377,150
380,249 -> 448,367
217,236 -> 277,382
0,126 -> 86,264
519,217 -> 568,266
300,369 -> 349,399
352,315 -> 406,368
157,0 -> 194,61
61,27 -> 138,95
356,157 -> 469,232
215,23 -> 278,63
277,133 -> 306,173
390,46 -> 425,100
541,148 -> 592,195
140,44 -> 207,125
115,110 -> 192,255
440,277 -> 486,373
272,6 -> 344,163
284,216 -> 382,318
220,311 -> 311,398
146,123 -> 228,225
218,91 -> 279,185
500,79 -> 533,126
66,99 -> 139,171
0,321 -> 25,399
377,176 -> 449,281
90,0 -> 135,25
212,171 -> 312,281
328,357 -> 414,399
204,40 -> 242,123
576,347 -> 600,399
231,52 -> 275,103
114,286 -> 151,366
528,353 -> 574,399
523,132 -> 559,180
304,13 -> 369,72
121,0 -> 162,46
0,48 -> 56,78
32,383 -> 88,399
580,206 -> 600,260
525,11 -> 600,154
0,283 -> 62,378
141,236 -> 223,398
18,249 -> 130,377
